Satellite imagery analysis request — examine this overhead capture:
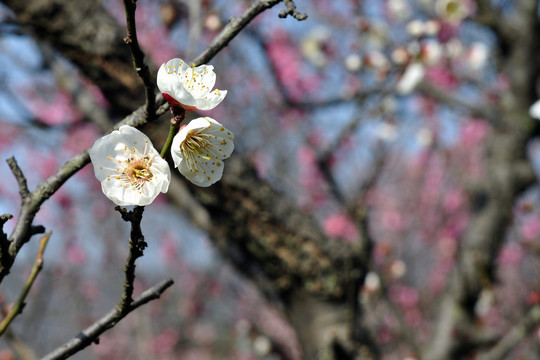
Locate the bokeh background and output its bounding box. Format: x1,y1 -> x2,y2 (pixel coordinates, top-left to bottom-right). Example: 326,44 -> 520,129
1,0 -> 540,359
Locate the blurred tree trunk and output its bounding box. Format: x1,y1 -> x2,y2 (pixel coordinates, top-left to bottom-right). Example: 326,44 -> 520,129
423,1 -> 539,358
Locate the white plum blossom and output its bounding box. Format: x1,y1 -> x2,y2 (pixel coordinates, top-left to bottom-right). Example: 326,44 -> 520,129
530,99 -> 540,120
89,125 -> 171,206
396,63 -> 425,94
171,117 -> 234,187
157,58 -> 227,111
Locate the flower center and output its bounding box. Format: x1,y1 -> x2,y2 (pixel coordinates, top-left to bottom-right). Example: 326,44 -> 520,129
181,130 -> 215,171
125,158 -> 154,184
102,142 -> 156,192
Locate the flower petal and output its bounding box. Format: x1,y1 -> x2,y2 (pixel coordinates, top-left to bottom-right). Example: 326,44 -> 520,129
89,125 -> 171,206
170,117 -> 234,187
157,58 -> 227,111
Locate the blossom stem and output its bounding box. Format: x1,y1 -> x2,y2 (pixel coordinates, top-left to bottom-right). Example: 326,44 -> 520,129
0,232 -> 51,336
160,107 -> 185,158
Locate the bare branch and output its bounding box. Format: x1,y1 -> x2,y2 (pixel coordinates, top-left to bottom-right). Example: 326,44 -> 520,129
192,0 -> 284,66
476,304 -> 540,360
278,0 -> 308,21
115,206 -> 146,312
122,0 -> 156,121
0,232 -> 51,336
40,278 -> 174,360
416,82 -> 497,123
6,157 -> 30,199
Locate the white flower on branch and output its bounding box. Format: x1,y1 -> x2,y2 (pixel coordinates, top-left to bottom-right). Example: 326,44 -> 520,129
171,117 -> 234,187
90,125 -> 171,206
157,58 -> 227,111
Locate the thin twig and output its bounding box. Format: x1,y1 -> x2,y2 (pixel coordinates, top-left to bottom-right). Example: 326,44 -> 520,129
0,232 -> 51,336
6,157 -> 29,199
122,0 -> 156,121
40,278 -> 174,360
192,0 -> 284,66
278,0 -> 308,21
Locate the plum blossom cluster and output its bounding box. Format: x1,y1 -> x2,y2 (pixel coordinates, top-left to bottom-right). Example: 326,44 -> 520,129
90,58 -> 233,206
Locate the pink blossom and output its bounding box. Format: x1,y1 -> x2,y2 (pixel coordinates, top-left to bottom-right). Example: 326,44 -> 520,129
80,279 -> 100,302
159,234 -> 178,263
521,215 -> 540,242
389,284 -> 418,308
323,212 -> 359,243
405,308 -> 422,327
20,88 -> 82,126
425,65 -> 459,90
252,152 -> 270,178
459,119 -> 489,147
266,30 -> 319,100
297,146 -> 328,209
443,189 -> 465,213
498,242 -> 525,268
380,209 -> 405,231
62,124 -> 101,155
66,242 -> 86,265
151,327 -> 180,354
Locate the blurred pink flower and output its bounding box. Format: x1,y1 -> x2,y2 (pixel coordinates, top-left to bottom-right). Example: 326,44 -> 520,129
159,233 -> 178,263
63,124 -> 101,155
459,120 -> 489,146
151,327 -> 180,354
521,215 -> 540,242
66,242 -> 86,265
323,212 -> 359,243
297,146 -> 328,209
425,65 -> 459,89
498,242 -> 524,268
381,209 -> 405,231
443,189 -> 465,213
266,30 -> 319,100
21,88 -> 82,126
389,284 -> 419,308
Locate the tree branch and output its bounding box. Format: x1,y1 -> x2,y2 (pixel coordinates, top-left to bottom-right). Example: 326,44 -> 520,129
40,278 -> 174,360
278,0 -> 308,21
122,0 -> 155,121
192,0 -> 285,66
115,206 -> 146,313
476,304 -> 540,360
0,232 -> 51,336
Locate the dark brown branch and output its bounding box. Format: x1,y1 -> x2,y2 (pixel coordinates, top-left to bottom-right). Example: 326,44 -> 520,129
122,0 -> 156,121
115,206 -> 146,312
40,278 -> 174,360
6,157 -> 29,199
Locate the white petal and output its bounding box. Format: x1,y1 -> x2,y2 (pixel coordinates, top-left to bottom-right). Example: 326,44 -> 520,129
157,58 -> 227,111
530,100 -> 540,120
89,125 -> 171,206
170,117 -> 234,187
396,63 -> 425,94
194,89 -> 227,111
177,155 -> 225,187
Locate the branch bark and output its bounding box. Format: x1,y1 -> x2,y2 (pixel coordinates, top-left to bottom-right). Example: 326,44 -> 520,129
40,279 -> 174,360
